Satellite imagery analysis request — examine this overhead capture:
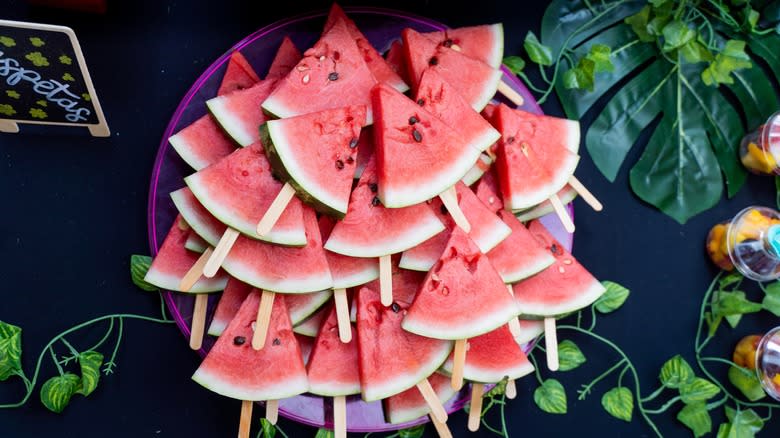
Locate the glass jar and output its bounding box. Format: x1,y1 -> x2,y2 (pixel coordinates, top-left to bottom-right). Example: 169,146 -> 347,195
725,206 -> 780,281
739,111 -> 780,175
756,327 -> 780,401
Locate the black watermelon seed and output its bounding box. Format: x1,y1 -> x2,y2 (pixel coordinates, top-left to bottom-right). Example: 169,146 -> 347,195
391,302 -> 401,313
412,129 -> 422,142
440,204 -> 448,215
408,116 -> 418,125
328,72 -> 339,81
335,159 -> 345,170
442,39 -> 453,48
551,244 -> 560,255
233,336 -> 246,346
507,136 -> 516,144
349,137 -> 359,148
417,98 -> 425,106
371,196 -> 381,206
272,338 -> 281,346
369,183 -> 378,193
346,156 -> 354,164
429,56 -> 439,66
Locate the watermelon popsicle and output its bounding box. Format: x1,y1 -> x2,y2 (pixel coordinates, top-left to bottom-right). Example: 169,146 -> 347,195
384,373 -> 457,437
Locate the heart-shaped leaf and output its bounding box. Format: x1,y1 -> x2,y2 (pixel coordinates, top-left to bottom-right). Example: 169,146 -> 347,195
76,351 -> 103,396
601,387 -> 633,422
130,254 -> 158,292
659,355 -> 695,388
534,379 -> 567,414
680,377 -> 721,403
0,320 -> 22,381
40,373 -> 80,413
594,281 -> 630,313
558,340 -> 587,371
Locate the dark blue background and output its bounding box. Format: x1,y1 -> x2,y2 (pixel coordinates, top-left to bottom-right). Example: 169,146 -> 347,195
1,0 -> 779,436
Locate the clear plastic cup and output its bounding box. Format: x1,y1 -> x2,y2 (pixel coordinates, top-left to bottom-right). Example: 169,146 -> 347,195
725,206 -> 780,281
756,326 -> 780,401
739,111 -> 780,175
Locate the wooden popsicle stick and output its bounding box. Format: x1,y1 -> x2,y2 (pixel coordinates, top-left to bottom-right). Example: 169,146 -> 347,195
429,413 -> 453,438
506,379 -> 517,399
257,183 -> 297,236
439,187 -> 471,233
468,383 -> 485,431
416,378 -> 448,424
333,288 -> 352,343
238,400 -> 253,438
252,290 -> 276,350
568,176 -> 603,212
189,293 -> 209,350
0,120 -> 20,133
451,339 -> 467,390
497,80 -> 525,106
379,255 -> 393,307
265,399 -> 279,425
179,247 -> 213,291
333,395 -> 347,438
505,284 -> 522,339
203,228 -> 239,278
544,317 -> 559,371
549,194 -> 575,233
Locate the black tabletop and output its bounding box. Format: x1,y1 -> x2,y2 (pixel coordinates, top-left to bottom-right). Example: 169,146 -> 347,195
2,0 -> 780,437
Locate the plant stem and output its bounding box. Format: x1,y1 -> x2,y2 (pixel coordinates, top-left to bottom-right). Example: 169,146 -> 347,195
645,395 -> 682,414
59,337 -> 79,357
49,347 -> 64,376
641,386 -> 665,403
611,39 -> 641,56
86,317 -> 115,352
707,395 -> 729,411
105,317 -> 125,373
578,358 -> 627,400
527,352 -> 545,385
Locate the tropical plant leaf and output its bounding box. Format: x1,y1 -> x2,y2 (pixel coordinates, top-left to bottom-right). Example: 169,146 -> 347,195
0,320 -> 23,381
677,402 -> 712,437
534,379 -> 567,414
40,373 -> 80,413
595,281 -> 630,313
558,340 -> 587,371
659,355 -> 695,388
601,387 -> 633,421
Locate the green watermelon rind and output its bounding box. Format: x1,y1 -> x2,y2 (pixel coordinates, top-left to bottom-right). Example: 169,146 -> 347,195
498,253 -> 555,284
169,129 -> 212,171
289,290 -> 333,327
401,298 -> 519,341
206,95 -> 256,147
192,365 -> 309,402
332,264 -> 379,290
292,314 -> 321,337
324,215 -> 445,258
505,154 -> 580,211
143,267 -> 227,294
515,278 -> 606,317
470,69 -> 503,113
384,374 -> 458,424
514,319 -> 545,345
484,24 -> 505,69
221,255 -> 334,294
170,188 -> 222,247
260,123 -> 347,219
461,153 -> 493,186
514,186 -> 578,222
184,233 -> 208,254
397,252 -> 436,272
439,354 -> 535,384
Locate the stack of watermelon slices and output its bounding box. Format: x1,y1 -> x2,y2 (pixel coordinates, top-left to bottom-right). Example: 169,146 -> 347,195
146,5 -> 609,437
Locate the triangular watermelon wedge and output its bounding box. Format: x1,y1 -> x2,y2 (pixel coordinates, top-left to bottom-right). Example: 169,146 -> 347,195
265,36 -> 302,81
512,220 -> 606,316
515,319 -> 545,345
422,24 -> 504,69
297,333 -> 314,366
402,28 -> 501,112
184,142 -> 307,246
145,215 -> 228,293
319,217 -> 378,289
384,39 -> 409,84
293,304 -> 329,337
185,230 -> 209,253
218,51 -> 261,95
440,324 -> 534,383
399,182 -> 511,272
364,254 -> 425,306
306,305 -> 360,396
384,372 -> 457,424
208,79 -> 277,147
170,187 -> 226,247
372,83 -> 482,208
192,290 -> 309,400
353,126 -> 374,180
402,227 -> 519,340
356,286 -> 453,402
261,105 -> 367,217
324,155 -> 445,258
472,166 -> 503,213
262,20 -> 377,123
515,186 -> 578,221
486,210 -> 555,283
324,4 -> 408,93
461,153 -> 493,186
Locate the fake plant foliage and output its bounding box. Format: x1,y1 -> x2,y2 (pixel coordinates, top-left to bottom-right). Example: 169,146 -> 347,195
513,0 -> 780,223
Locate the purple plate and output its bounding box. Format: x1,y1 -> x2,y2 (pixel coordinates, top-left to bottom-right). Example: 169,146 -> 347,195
147,7 -> 574,433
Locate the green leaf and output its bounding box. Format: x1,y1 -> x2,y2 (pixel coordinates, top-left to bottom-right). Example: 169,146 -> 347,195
534,379 -> 567,414
601,387 -> 633,422
0,320 -> 23,381
130,254 -> 158,292
677,402 -> 712,437
625,6 -> 655,42
398,425 -> 426,438
485,379 -> 507,397
725,314 -> 742,328
40,373 -> 80,413
662,21 -> 696,52
659,355 -> 695,388
558,340 -> 586,371
679,40 -> 714,64
712,291 -> 762,317
702,40 -> 753,87
595,281 -> 630,313
258,418 -> 276,438
728,366 -> 766,402
313,428 -> 334,438
563,58 -> 596,91
746,8 -> 760,31
587,44 -> 614,73
524,31 -> 553,66
762,281 -> 780,316
725,407 -> 764,437
719,272 -> 743,288
76,351 -> 103,396
679,378 -> 721,403
503,56 -> 526,75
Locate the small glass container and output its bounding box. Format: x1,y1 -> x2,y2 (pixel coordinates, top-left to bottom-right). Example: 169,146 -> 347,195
725,206 -> 780,281
739,111 -> 780,175
756,326 -> 780,401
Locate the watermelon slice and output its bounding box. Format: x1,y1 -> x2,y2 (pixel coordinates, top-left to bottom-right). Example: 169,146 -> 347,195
319,217 -> 378,289
170,187 -> 226,247
384,372 -> 457,424
441,324 -> 534,383
461,153 -> 493,186
221,207 -> 333,293
472,166 -> 503,213
324,4 -> 408,93
297,333 -> 314,366
184,142 -> 307,246
402,227 -> 519,340
515,186 -> 578,221
353,126 -> 374,180
265,36 -> 302,81
218,51 -> 261,95
262,20 -> 377,123
261,105 -> 367,217
294,305 -> 328,337
324,155 -> 445,258
306,305 -> 360,396
486,210 -> 555,283
494,103 -> 580,210
515,319 -> 545,345
185,231 -> 208,253
399,182 -> 511,272
192,290 -> 309,401
402,28 -> 501,112
512,220 -> 606,316
208,79 -> 277,147
372,83 -> 482,208
384,39 -> 409,84
356,286 -> 453,402
145,216 -> 227,293
422,24 -> 504,69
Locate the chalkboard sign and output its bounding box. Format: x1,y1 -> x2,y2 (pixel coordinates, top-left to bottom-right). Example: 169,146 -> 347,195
0,20 -> 109,136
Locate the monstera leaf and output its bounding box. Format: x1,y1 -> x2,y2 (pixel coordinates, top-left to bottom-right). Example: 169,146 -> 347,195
539,0 -> 780,223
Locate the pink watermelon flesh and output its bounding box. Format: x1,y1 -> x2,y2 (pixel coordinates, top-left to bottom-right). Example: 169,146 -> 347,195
170,187 -> 226,247
324,4 -> 408,93
297,333 -> 314,366
512,220 -> 606,316
461,153 -> 493,186
208,79 -> 277,147
384,39 -> 409,84
222,207 -> 333,293
399,182 -> 511,272
306,306 -> 361,397
494,103 -> 581,210
402,227 -> 519,340
487,210 -> 556,283
324,155 -> 445,258
515,319 -> 545,345
262,20 -> 377,123
319,216 -> 378,289
356,286 -> 453,402
294,304 -> 329,337
184,231 -> 208,253
353,126 -> 374,180
262,106 -> 367,217
192,290 -> 309,401
481,102 -> 497,122
218,51 -> 261,95
422,24 -> 504,69
402,28 -> 501,112
441,324 -> 534,383
372,83 -> 481,208
184,142 -> 307,246
265,36 -> 302,81
515,185 -> 578,221
145,215 -> 227,293
473,166 -> 503,213
169,116 -> 238,172
384,372 -> 457,424
414,67 -> 499,153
